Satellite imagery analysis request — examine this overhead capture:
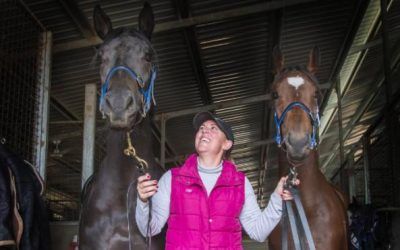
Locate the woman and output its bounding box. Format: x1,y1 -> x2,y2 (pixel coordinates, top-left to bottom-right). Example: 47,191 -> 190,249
136,111 -> 296,249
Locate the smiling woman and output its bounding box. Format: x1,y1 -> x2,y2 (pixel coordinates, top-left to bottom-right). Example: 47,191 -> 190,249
136,111 -> 296,249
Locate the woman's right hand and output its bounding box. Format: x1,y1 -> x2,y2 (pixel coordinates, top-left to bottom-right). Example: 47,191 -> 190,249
137,173 -> 158,203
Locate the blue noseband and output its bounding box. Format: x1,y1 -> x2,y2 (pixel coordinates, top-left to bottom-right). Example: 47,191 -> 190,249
99,65 -> 157,117
274,101 -> 320,149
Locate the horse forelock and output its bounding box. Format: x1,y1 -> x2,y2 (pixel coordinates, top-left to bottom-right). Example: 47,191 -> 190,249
274,66 -> 318,88
273,66 -> 320,109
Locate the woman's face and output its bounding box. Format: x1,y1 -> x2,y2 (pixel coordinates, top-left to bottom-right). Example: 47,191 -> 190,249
195,120 -> 232,157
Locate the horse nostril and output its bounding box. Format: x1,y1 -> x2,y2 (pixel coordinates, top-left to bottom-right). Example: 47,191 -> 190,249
126,96 -> 133,109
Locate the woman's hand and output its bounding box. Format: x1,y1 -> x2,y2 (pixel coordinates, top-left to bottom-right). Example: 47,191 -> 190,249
274,176 -> 300,201
137,173 -> 158,203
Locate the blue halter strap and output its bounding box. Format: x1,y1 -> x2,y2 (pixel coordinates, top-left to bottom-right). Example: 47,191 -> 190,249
99,65 -> 157,117
273,101 -> 320,149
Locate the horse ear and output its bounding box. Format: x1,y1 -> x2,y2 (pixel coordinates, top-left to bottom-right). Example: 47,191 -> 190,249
307,46 -> 320,74
273,46 -> 284,74
139,2 -> 155,40
93,5 -> 112,40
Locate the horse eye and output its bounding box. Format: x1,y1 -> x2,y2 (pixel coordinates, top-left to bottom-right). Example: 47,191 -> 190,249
144,52 -> 152,62
272,92 -> 279,99
314,91 -> 321,100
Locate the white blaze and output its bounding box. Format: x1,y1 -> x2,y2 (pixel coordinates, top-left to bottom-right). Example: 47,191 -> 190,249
287,76 -> 305,90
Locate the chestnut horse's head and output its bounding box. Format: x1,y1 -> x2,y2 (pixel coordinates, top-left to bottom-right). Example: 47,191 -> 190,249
271,47 -> 321,161
94,3 -> 156,129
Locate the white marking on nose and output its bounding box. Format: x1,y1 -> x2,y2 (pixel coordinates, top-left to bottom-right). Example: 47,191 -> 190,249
287,76 -> 305,90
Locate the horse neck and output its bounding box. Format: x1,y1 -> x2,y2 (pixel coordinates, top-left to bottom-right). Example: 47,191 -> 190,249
128,116 -> 155,162
104,116 -> 154,174
278,149 -> 323,190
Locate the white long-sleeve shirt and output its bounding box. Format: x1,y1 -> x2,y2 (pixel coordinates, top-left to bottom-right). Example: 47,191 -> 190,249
135,163 -> 282,242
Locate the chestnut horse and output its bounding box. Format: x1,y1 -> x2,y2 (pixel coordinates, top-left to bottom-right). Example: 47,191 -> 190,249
268,47 -> 348,249
79,3 -> 164,250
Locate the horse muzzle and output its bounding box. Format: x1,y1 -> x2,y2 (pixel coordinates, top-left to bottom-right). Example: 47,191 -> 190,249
285,133 -> 311,161
101,95 -> 139,128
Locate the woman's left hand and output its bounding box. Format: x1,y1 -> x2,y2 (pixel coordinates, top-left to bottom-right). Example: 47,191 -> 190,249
274,176 -> 300,201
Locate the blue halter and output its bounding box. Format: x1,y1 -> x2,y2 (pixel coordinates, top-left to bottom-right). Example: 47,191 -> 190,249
274,101 -> 320,149
99,65 -> 157,117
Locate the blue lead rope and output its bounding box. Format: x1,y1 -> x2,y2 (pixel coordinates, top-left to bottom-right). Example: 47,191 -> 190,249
99,65 -> 157,117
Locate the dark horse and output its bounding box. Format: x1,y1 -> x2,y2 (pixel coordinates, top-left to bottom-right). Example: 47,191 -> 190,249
268,47 -> 348,249
79,3 -> 164,249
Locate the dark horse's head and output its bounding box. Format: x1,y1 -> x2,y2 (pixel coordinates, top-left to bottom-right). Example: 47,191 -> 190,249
94,2 -> 156,129
271,47 -> 321,161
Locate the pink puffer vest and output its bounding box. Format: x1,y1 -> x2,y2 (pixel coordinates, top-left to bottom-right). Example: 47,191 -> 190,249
166,154 -> 245,250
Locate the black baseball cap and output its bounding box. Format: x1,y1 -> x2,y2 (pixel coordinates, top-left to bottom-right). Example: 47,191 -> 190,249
193,111 -> 234,144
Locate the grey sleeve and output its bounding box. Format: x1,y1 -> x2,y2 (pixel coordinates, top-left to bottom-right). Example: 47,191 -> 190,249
239,177 -> 283,242
135,170 -> 171,237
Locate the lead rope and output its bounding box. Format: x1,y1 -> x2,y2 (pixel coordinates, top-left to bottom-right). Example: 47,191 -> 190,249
124,131 -> 152,250
282,166 -> 316,250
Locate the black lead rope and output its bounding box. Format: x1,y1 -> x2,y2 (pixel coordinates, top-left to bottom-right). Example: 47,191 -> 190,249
282,170 -> 316,250
127,168 -> 153,250
140,166 -> 152,250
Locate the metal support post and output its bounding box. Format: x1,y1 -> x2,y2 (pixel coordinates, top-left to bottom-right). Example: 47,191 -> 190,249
35,31 -> 52,182
380,0 -> 397,205
381,1 -> 400,244
348,153 -> 356,200
81,84 -> 97,189
336,78 -> 345,188
362,136 -> 371,204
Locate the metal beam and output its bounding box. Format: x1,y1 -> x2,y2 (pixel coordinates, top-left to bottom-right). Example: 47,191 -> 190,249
53,0 -> 316,53
171,0 -> 213,105
348,34 -> 400,55
57,0 -> 96,39
154,93 -> 272,122
348,37 -> 382,55
50,96 -> 80,121
17,0 -> 46,30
